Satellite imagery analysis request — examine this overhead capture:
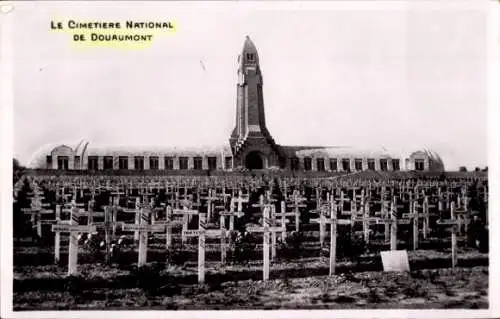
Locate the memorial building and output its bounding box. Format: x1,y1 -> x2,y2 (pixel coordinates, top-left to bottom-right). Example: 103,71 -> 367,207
28,36 -> 445,172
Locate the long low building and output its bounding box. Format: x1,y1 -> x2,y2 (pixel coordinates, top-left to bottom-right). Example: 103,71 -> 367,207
27,36 -> 445,173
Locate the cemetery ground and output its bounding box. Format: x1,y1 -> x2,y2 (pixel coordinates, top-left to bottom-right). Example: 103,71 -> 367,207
12,173 -> 489,310
13,238 -> 488,310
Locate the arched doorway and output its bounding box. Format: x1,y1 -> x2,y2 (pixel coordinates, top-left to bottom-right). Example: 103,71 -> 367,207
245,151 -> 264,170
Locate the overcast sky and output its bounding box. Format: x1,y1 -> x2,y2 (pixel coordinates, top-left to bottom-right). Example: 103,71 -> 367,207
11,1 -> 488,170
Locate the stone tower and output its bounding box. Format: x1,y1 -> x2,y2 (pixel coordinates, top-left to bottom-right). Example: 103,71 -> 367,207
229,36 -> 283,170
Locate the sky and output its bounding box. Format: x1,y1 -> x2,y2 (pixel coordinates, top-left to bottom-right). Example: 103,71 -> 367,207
10,1 -> 488,170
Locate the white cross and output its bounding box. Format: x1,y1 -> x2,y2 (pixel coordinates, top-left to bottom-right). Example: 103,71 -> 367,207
182,212 -> 209,283
51,201 -> 96,276
121,207 -> 165,267
173,206 -> 200,244
22,201 -> 53,238
436,201 -> 461,269
245,206 -> 285,281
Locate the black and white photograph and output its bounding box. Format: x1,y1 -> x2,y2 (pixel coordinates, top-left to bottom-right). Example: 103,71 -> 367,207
1,0 -> 497,317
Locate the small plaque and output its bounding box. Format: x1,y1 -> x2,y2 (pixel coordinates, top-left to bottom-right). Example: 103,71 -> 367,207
91,212 -> 106,217
436,219 -> 458,226
122,224 -> 165,232
246,226 -> 284,232
381,250 -> 410,272
402,213 -> 416,218
220,211 -> 245,217
205,229 -> 227,237
51,224 -> 97,233
173,209 -> 199,215
337,219 -> 352,225
183,230 -> 202,236
279,212 -> 296,216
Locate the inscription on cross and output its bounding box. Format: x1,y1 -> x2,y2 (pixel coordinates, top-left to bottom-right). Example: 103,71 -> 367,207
51,201 -> 96,276
121,207 -> 165,267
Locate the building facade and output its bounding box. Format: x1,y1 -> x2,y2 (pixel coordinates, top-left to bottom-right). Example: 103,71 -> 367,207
27,36 -> 445,173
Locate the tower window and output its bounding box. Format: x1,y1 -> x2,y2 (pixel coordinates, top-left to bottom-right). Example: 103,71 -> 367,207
316,158 -> 325,172
119,156 -> 128,170
342,159 -> 350,172
304,157 -> 312,171
246,53 -> 255,62
368,159 -> 375,170
88,156 -> 99,170
380,159 -> 388,171
355,159 -> 363,171
194,157 -> 203,170
134,156 -> 144,170
179,157 -> 188,170
330,158 -> 337,171
208,157 -> 217,170
150,156 -> 159,170
164,157 -> 174,170
57,156 -> 69,170
392,159 -> 400,171
415,159 -> 425,171
104,156 -> 113,170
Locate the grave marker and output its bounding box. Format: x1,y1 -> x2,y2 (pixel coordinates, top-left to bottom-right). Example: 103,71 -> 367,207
121,207 -> 165,267
246,206 -> 285,281
22,201 -> 53,238
51,203 -> 96,275
201,189 -> 219,221
182,212 -> 210,283
323,194 -> 351,275
436,201 -> 460,268
173,206 -> 200,244
381,250 -> 410,272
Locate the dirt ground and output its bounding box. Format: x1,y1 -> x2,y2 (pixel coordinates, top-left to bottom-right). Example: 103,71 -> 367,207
12,232 -> 489,310
13,266 -> 487,310
13,246 -> 488,312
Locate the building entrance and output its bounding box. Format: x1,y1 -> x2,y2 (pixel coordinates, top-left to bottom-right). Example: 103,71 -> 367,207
245,152 -> 264,170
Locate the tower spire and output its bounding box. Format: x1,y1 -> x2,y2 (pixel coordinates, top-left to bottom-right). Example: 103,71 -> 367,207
229,36 -> 283,169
